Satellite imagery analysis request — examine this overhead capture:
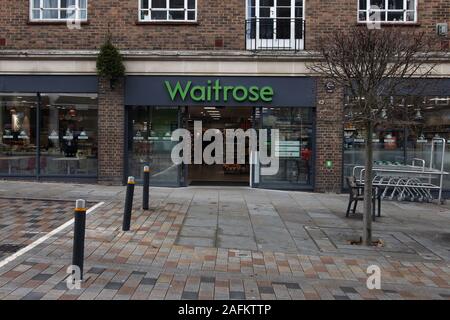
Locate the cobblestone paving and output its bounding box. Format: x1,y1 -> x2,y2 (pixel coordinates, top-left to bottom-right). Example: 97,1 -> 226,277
0,182 -> 449,300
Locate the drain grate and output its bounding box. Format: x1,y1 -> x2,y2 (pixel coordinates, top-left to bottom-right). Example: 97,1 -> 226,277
0,244 -> 25,253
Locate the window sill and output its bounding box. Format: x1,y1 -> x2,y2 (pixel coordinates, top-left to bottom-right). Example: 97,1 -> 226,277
356,22 -> 421,27
27,20 -> 90,26
135,20 -> 199,26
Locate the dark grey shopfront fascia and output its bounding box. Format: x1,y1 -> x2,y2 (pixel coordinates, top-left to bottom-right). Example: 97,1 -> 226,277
0,75 -> 99,180
125,76 -> 317,190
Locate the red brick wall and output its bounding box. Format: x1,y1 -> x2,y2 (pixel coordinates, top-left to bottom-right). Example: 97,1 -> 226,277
305,0 -> 449,50
0,1 -> 448,51
314,78 -> 344,193
0,0 -> 245,50
98,78 -> 124,185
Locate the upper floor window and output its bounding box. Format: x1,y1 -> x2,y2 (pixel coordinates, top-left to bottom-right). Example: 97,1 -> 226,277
139,0 -> 197,22
358,0 -> 417,23
30,0 -> 87,21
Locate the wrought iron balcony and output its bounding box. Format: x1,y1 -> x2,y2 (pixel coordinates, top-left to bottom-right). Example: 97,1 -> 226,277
245,18 -> 305,52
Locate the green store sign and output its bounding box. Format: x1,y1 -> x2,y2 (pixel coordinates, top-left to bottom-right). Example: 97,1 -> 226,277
164,80 -> 274,103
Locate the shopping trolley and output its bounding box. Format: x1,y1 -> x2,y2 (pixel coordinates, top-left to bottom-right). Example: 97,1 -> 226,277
352,138 -> 449,204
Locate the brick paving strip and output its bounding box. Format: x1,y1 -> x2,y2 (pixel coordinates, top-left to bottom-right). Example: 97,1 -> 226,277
0,200 -> 104,270
0,184 -> 449,300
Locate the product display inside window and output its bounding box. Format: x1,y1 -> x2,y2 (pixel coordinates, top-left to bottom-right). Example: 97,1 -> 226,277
0,94 -> 38,175
39,94 -> 98,176
344,95 -> 450,190
0,93 -> 98,177
259,107 -> 314,188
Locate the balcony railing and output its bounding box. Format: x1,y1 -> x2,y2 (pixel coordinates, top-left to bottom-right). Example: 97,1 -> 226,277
245,18 -> 305,51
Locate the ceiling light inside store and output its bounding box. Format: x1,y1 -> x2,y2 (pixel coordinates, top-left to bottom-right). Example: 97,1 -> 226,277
429,97 -> 450,101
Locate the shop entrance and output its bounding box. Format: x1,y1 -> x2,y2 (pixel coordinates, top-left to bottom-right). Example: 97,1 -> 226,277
185,106 -> 253,186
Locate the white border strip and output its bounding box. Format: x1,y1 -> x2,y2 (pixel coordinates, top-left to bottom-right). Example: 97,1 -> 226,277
0,201 -> 105,270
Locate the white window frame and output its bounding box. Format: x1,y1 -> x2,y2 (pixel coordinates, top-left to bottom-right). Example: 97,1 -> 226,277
139,0 -> 197,22
357,0 -> 418,24
245,0 -> 305,50
29,0 -> 88,21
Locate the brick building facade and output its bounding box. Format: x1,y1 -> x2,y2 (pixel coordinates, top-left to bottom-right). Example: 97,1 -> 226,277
0,1 -> 449,192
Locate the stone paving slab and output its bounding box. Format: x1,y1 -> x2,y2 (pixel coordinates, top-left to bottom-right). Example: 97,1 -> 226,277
0,182 -> 449,300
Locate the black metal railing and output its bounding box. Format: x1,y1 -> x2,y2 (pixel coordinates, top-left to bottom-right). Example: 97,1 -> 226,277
245,18 -> 305,51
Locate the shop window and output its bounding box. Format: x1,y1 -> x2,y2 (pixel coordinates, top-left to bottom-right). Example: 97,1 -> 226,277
30,0 -> 88,21
139,0 -> 197,22
127,106 -> 180,186
358,0 -> 417,23
343,95 -> 450,190
0,94 -> 38,176
259,107 -> 314,188
40,94 -> 98,176
0,93 -> 97,177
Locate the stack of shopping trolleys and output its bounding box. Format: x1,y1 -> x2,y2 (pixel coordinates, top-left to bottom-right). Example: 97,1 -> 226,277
353,138 -> 449,204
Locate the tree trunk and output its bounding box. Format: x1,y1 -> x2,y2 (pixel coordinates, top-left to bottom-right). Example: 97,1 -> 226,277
363,121 -> 373,246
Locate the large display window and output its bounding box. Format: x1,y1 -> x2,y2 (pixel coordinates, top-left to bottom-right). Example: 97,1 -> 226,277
258,107 -> 314,189
0,93 -> 98,178
40,94 -> 98,176
127,106 -> 180,186
0,94 -> 38,176
344,95 -> 450,190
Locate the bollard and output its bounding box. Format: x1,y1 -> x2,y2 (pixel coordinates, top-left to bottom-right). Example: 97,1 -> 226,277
122,176 -> 135,231
72,199 -> 87,280
143,166 -> 150,211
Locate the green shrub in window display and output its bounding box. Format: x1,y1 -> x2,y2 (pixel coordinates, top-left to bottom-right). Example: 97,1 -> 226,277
96,36 -> 125,90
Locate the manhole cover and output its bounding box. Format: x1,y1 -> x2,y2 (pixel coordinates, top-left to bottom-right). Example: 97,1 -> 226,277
0,244 -> 25,253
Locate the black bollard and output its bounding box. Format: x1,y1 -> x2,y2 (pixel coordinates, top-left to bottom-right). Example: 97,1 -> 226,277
122,176 -> 135,231
143,166 -> 150,210
72,199 -> 87,280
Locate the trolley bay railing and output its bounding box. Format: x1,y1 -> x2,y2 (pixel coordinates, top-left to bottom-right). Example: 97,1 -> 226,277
352,138 -> 449,204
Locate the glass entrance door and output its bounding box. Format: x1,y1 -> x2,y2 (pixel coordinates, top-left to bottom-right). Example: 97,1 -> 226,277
246,0 -> 304,50
255,107 -> 315,189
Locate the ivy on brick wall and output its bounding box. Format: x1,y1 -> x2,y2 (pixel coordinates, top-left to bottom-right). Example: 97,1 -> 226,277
96,36 -> 125,90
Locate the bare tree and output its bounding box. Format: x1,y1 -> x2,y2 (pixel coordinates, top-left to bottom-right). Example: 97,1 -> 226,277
308,26 -> 437,246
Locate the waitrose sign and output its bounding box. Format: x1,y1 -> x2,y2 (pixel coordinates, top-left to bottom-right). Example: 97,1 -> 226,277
165,80 -> 274,103
125,76 -> 316,107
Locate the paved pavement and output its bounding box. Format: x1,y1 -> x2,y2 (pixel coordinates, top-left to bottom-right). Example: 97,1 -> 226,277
0,181 -> 449,300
